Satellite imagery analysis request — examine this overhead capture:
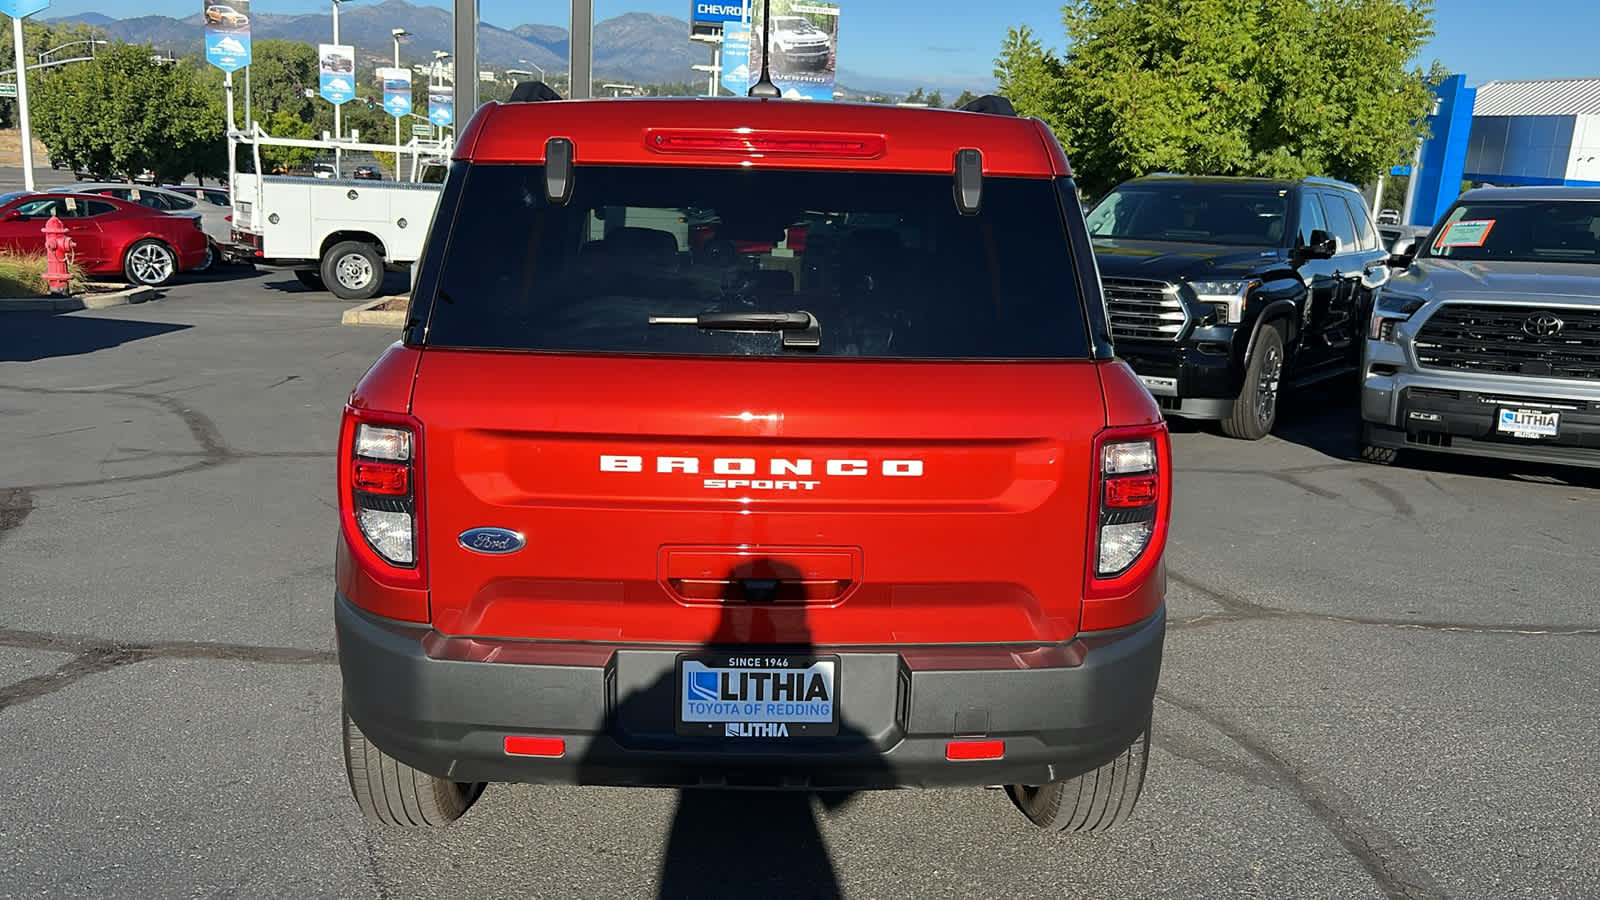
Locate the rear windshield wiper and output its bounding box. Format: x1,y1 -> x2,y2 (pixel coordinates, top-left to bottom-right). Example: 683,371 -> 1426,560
648,311 -> 821,349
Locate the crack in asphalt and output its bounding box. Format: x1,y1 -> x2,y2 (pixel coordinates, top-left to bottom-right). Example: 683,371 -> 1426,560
0,383 -> 327,492
0,487 -> 33,546
0,627 -> 335,713
1159,689 -> 1447,900
1167,571 -> 1600,636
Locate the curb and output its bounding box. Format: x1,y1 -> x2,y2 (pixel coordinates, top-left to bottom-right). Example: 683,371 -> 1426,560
341,295 -> 409,327
0,284 -> 157,313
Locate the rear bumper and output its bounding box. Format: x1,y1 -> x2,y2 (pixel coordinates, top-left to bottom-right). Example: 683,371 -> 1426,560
336,595 -> 1165,790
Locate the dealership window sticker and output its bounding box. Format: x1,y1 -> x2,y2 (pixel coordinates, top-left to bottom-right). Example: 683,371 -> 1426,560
1436,219 -> 1495,248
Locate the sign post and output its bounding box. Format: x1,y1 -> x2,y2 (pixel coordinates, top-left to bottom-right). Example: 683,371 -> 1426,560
1,0 -> 51,191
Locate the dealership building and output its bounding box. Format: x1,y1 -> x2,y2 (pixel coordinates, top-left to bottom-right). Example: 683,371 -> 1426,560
1403,75 -> 1600,225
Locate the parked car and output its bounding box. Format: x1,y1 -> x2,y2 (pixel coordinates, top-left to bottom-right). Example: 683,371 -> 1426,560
163,184 -> 231,208
322,53 -> 353,73
48,183 -> 231,270
313,163 -> 339,179
769,15 -> 833,70
0,192 -> 208,286
204,4 -> 248,28
1377,222 -> 1432,255
1086,174 -> 1391,439
1360,186 -> 1600,469
351,165 -> 381,180
1376,208 -> 1402,225
335,95 -> 1171,832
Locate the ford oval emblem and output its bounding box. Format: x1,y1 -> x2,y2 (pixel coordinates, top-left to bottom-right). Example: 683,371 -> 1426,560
458,527 -> 526,555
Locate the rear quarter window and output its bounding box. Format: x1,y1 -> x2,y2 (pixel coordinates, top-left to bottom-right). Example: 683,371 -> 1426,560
419,164 -> 1092,360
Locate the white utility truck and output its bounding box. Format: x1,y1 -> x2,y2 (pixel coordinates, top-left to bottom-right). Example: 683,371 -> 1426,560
229,124 -> 449,300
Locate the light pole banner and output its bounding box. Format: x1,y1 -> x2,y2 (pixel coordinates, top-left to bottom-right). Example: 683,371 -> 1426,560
720,22 -> 751,96
319,43 -> 354,105
750,0 -> 839,101
202,0 -> 251,72
428,84 -> 453,128
379,67 -> 412,118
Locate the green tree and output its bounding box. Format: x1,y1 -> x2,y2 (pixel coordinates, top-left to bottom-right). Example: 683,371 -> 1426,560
903,87 -> 926,105
261,109 -> 318,172
0,21 -> 109,130
952,89 -> 979,109
32,44 -> 224,182
999,1 -> 1438,195
926,89 -> 945,108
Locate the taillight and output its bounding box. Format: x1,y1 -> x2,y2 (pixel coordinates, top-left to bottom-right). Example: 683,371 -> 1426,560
1085,423 -> 1172,610
350,423 -> 415,565
338,409 -> 426,590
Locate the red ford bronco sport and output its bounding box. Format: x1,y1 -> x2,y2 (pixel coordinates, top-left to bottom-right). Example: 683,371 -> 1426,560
336,85 -> 1171,832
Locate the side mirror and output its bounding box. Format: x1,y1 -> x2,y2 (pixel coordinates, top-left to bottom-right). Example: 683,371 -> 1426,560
1388,239 -> 1418,268
1303,229 -> 1339,259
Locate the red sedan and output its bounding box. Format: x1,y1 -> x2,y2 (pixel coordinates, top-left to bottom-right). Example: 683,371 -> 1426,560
0,191 -> 209,286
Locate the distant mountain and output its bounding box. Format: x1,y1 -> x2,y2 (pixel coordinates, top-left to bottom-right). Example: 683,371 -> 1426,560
43,0 -> 711,86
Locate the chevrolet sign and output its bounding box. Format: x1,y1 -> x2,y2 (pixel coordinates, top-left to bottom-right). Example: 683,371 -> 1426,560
691,0 -> 748,23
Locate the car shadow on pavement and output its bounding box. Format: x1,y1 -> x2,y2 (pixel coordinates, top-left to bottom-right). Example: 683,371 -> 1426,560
578,561 -> 886,900
0,311 -> 190,363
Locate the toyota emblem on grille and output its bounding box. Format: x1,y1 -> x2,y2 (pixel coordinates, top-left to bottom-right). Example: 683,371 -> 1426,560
1522,313 -> 1565,338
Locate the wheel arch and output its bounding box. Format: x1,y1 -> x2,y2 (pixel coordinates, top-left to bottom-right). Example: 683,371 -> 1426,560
321,230 -> 387,261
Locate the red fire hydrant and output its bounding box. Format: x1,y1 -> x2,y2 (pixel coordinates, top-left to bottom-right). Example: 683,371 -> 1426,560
43,215 -> 75,296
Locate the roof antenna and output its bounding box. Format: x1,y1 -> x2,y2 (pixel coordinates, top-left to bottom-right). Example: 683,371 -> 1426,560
747,0 -> 780,98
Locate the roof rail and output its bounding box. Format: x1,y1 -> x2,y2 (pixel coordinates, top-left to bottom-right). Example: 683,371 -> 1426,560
958,95 -> 1017,116
508,81 -> 565,103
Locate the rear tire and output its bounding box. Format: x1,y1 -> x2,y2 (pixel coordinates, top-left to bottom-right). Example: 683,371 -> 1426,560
123,239 -> 178,287
1221,323 -> 1284,440
342,707 -> 486,827
295,269 -> 325,291
1005,727 -> 1149,833
321,240 -> 384,300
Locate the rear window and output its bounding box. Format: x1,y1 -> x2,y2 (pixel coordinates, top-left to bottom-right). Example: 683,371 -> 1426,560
422,165 -> 1090,359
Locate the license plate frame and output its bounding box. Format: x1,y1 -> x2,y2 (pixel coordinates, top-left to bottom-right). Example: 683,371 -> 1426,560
675,652 -> 840,738
1497,407 -> 1560,439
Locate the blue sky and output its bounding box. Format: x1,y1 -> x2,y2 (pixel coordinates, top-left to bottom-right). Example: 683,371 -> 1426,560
48,0 -> 1600,91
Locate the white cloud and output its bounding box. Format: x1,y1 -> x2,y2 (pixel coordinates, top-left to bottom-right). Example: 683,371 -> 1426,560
325,77 -> 352,93
213,36 -> 246,55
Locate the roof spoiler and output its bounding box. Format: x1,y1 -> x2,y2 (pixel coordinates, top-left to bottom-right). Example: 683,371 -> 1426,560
509,81 -> 565,103
958,95 -> 1017,117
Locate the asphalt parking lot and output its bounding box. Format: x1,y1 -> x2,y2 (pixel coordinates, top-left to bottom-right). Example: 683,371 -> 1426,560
2,270 -> 1596,899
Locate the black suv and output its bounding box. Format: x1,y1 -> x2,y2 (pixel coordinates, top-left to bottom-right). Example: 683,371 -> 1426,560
1086,175 -> 1391,438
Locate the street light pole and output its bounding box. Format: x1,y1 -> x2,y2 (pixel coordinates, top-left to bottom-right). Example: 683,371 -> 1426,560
332,0 -> 343,175
392,28 -> 408,178
12,15 -> 34,191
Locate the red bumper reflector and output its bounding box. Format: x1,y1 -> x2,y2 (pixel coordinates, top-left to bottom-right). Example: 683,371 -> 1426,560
504,736 -> 566,758
945,739 -> 1005,761
352,461 -> 409,495
1105,474 -> 1159,508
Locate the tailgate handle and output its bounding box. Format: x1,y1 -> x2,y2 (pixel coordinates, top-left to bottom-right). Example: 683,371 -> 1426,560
661,547 -> 859,604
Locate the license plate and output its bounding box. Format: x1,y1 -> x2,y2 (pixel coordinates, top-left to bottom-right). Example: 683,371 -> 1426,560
1138,375 -> 1178,395
676,653 -> 839,737
1497,408 -> 1559,439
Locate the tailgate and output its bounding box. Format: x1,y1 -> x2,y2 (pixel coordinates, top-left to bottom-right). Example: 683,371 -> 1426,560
411,351 -> 1105,646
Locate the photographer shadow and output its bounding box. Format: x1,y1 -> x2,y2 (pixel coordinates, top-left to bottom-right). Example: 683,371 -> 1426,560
578,559 -> 889,900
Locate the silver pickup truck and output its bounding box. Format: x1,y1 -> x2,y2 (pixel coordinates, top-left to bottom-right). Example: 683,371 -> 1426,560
1360,186 -> 1600,469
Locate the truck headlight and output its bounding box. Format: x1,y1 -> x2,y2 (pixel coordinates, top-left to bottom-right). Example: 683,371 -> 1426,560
1189,280 -> 1258,325
1369,292 -> 1427,341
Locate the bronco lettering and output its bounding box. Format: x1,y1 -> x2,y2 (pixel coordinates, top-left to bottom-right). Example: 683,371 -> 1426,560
600,455 -> 923,477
